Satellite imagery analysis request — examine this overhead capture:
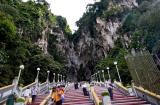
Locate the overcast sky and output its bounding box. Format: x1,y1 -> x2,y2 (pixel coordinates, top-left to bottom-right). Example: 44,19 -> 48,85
46,0 -> 94,32
22,0 -> 94,32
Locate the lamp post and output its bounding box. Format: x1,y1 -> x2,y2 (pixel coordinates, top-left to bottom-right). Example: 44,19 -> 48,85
61,75 -> 63,82
57,74 -> 59,82
107,67 -> 111,80
17,65 -> 24,86
97,72 -> 99,82
35,68 -> 40,82
95,73 -> 98,82
98,71 -> 101,82
92,74 -> 94,82
63,76 -> 65,82
59,74 -> 61,82
94,74 -> 96,82
53,73 -> 55,83
91,75 -> 93,82
114,61 -> 122,83
46,70 -> 50,82
102,70 -> 105,82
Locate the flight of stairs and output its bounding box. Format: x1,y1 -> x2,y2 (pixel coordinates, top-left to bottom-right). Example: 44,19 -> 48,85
27,94 -> 48,105
94,85 -> 150,105
63,85 -> 94,105
94,85 -> 107,100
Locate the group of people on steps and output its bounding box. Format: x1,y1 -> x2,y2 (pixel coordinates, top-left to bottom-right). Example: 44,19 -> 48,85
51,85 -> 65,105
73,80 -> 114,100
23,86 -> 38,105
23,84 -> 65,105
74,82 -> 90,96
23,80 -> 114,105
48,79 -> 114,105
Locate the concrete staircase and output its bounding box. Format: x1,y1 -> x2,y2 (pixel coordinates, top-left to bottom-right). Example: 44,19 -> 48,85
62,85 -> 94,105
27,94 -> 48,105
94,85 -> 150,105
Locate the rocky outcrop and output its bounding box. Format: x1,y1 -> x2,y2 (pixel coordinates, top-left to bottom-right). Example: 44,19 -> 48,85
65,0 -> 138,81
36,27 -> 49,54
36,0 -> 139,81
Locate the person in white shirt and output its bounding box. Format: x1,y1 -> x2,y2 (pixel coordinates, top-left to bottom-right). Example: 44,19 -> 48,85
106,79 -> 113,100
82,83 -> 88,96
31,86 -> 38,103
23,87 -> 31,104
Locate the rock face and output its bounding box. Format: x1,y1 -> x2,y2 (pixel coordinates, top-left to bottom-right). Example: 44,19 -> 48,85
37,0 -> 138,81
36,26 -> 49,54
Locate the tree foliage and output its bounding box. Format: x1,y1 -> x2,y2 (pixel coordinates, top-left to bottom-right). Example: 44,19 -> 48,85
120,0 -> 160,52
0,0 -> 69,86
95,0 -> 160,84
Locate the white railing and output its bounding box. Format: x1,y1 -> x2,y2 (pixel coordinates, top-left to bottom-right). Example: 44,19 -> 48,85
39,82 -> 49,94
21,82 -> 37,96
0,84 -> 15,104
0,78 -> 66,104
0,81 -> 41,104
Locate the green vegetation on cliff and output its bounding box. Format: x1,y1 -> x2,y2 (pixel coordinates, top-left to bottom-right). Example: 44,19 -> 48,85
1,0 -> 160,86
74,0 -> 160,84
121,0 -> 160,52
96,0 -> 160,84
0,0 -> 70,86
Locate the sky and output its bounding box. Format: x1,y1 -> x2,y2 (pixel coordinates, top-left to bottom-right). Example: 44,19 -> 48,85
46,0 -> 94,32
22,0 -> 95,32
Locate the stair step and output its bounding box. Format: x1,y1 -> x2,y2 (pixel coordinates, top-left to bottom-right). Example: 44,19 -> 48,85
63,103 -> 94,105
26,94 -> 48,105
93,85 -> 151,105
27,104 -> 39,105
64,98 -> 90,102
112,100 -> 147,105
65,97 -> 89,100
112,98 -> 142,103
62,84 -> 94,105
113,97 -> 138,100
65,96 -> 89,98
63,101 -> 93,105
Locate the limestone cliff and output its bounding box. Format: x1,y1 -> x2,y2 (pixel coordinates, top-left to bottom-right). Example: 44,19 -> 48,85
36,0 -> 139,81
66,0 -> 138,81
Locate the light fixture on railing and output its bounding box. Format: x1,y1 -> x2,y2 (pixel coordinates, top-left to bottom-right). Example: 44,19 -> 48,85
114,61 -> 122,83
46,70 -> 50,82
17,65 -> 24,86
35,67 -> 40,82
107,67 -> 111,80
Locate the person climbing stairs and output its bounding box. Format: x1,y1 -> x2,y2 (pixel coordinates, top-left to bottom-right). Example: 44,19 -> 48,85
62,84 -> 94,105
94,85 -> 150,105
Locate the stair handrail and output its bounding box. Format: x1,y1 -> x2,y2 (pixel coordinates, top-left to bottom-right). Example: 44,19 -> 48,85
39,81 -> 57,105
90,86 -> 100,105
114,81 -> 129,95
0,84 -> 15,91
21,82 -> 36,91
64,82 -> 71,93
134,85 -> 160,100
39,95 -> 50,105
39,82 -> 49,93
0,84 -> 15,104
20,82 -> 37,96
